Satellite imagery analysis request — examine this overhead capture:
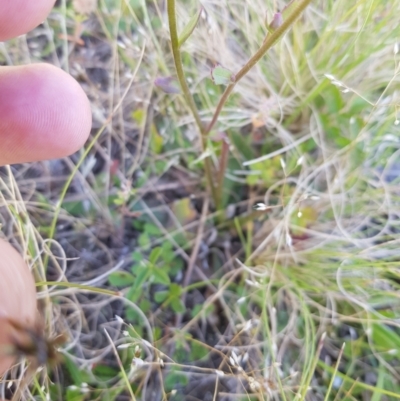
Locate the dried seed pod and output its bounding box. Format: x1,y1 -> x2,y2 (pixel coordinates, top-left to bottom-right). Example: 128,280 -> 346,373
0,240 -> 37,375
4,317 -> 67,369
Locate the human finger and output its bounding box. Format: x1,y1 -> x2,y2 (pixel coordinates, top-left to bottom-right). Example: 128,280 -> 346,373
0,64 -> 92,165
0,0 -> 56,41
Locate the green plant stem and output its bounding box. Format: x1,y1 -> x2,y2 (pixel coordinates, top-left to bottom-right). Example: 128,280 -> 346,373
323,342 -> 345,401
167,0 -> 203,133
216,138 -> 229,209
36,281 -> 121,296
167,0 -> 218,206
206,0 -> 313,135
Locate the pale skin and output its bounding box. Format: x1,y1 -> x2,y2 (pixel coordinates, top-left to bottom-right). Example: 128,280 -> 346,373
0,0 -> 92,385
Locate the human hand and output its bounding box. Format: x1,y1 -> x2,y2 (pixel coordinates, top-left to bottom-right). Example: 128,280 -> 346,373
0,0 -> 92,379
0,0 -> 92,165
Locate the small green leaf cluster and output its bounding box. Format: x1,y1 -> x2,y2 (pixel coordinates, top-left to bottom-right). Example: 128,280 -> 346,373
108,236 -> 185,320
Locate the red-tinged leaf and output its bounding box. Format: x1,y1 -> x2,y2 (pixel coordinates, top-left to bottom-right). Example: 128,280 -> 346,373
211,64 -> 235,85
178,6 -> 203,48
109,159 -> 119,176
210,131 -> 229,142
154,76 -> 181,94
268,12 -> 283,32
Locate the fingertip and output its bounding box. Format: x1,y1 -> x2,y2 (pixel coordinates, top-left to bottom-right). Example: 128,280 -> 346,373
0,64 -> 92,165
0,0 -> 56,41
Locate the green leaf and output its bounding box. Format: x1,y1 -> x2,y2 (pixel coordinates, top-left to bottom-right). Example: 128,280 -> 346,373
191,304 -> 203,318
132,251 -> 142,262
108,271 -> 136,287
134,269 -> 150,289
139,299 -> 151,313
132,219 -> 144,230
152,268 -> 171,285
92,364 -> 119,381
161,240 -> 173,252
192,341 -> 208,359
63,354 -> 92,386
190,303 -> 214,318
129,268 -> 150,301
230,131 -> 254,160
164,371 -> 189,392
154,291 -> 169,303
153,326 -> 162,341
131,262 -> 146,274
144,223 -> 161,236
171,298 -> 186,313
169,283 -> 182,297
61,200 -> 87,216
371,323 -> 400,354
132,108 -> 145,124
172,197 -> 197,225
138,232 -> 151,249
150,126 -> 164,154
161,242 -> 175,263
211,64 -> 235,85
66,388 -> 85,401
149,247 -> 163,264
170,258 -> 184,276
178,7 -> 203,48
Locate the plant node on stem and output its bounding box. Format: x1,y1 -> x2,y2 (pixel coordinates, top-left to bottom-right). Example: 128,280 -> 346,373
206,0 -> 313,135
167,0 -> 314,212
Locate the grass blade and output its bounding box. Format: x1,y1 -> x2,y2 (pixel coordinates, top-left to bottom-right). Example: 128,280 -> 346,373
178,6 -> 203,48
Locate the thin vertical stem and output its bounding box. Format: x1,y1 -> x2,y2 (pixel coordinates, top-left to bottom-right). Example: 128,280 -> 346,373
167,0 -> 218,206
167,0 -> 204,137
